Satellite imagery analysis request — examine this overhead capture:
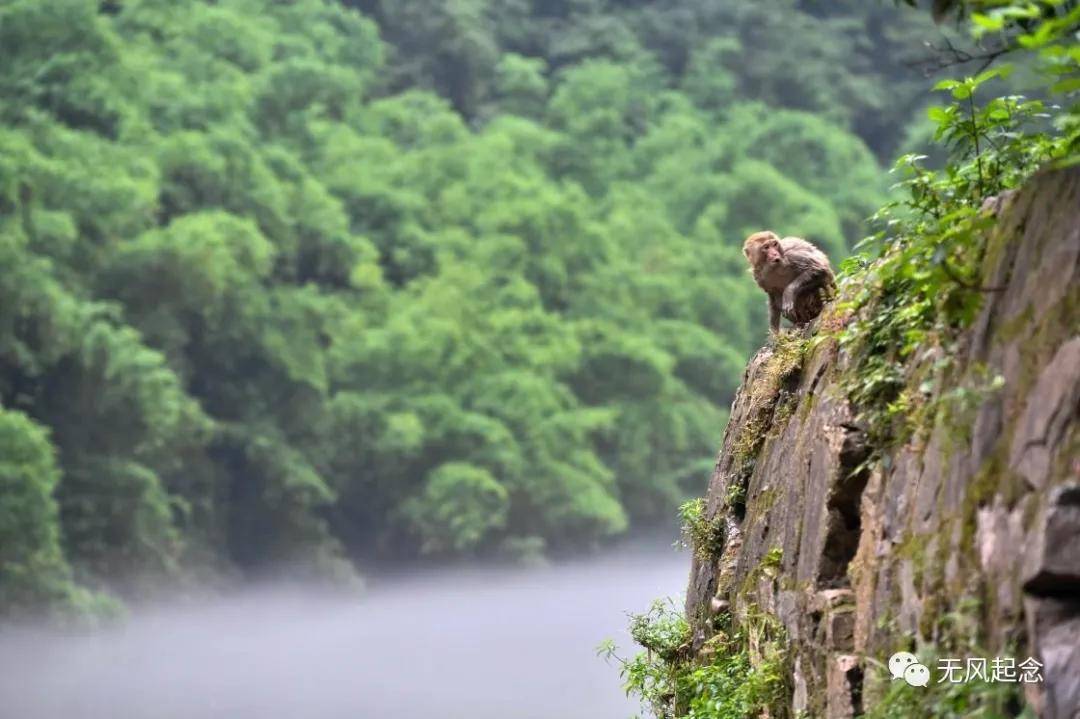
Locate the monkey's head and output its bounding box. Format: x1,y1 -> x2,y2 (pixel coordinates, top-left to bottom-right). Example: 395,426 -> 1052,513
743,231 -> 783,267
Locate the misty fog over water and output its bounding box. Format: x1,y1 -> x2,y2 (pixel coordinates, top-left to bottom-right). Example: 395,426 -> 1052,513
0,540 -> 686,719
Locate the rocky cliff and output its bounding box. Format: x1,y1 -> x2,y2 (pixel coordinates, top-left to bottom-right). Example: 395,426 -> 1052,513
683,168 -> 1079,718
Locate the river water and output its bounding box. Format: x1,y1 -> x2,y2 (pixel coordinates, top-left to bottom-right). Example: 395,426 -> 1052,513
0,541 -> 688,719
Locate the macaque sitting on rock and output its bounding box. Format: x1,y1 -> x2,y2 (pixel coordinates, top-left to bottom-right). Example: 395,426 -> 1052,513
743,231 -> 835,333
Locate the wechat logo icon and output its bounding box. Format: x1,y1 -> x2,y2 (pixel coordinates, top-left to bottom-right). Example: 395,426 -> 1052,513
889,651 -> 930,687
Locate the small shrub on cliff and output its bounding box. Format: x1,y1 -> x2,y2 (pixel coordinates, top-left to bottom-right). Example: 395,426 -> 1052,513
679,498 -> 726,562
598,598 -> 692,717
600,599 -> 789,719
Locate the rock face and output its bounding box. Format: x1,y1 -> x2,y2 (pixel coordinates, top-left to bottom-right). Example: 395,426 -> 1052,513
683,168 -> 1079,718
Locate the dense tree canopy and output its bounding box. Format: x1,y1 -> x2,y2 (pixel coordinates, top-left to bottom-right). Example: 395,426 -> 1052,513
0,0 -> 954,614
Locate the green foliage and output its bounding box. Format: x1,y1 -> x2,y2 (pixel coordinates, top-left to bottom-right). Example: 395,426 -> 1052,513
835,5 -> 1077,456
917,2 -> 1080,131
0,0 -> 1008,608
678,498 -> 725,562
731,107 -> 887,242
761,547 -> 783,574
604,597 -> 693,718
829,1 -> 1075,459
601,598 -> 789,719
0,406 -> 122,620
401,462 -> 509,555
0,407 -> 73,611
681,641 -> 788,719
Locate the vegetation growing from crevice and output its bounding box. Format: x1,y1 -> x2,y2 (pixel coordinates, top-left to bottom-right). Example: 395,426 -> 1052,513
600,599 -> 789,719
738,546 -> 787,600
678,498 -> 725,564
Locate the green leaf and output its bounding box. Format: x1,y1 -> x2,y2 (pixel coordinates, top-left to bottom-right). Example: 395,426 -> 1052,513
927,106 -> 950,123
1050,76 -> 1080,94
970,13 -> 1005,33
933,79 -> 962,91
951,84 -> 973,100
972,66 -> 1012,86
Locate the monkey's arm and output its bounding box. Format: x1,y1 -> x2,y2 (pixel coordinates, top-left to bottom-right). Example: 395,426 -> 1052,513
781,268 -> 826,316
768,294 -> 782,333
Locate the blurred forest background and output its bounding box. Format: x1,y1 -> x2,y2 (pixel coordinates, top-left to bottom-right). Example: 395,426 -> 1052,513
1,0 -> 951,614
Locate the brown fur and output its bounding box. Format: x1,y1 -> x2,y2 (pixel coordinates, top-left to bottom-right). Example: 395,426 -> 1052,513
743,230 -> 835,332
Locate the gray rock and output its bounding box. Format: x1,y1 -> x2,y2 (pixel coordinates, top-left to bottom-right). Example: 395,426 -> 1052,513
1024,483 -> 1080,598
1011,340 -> 1080,491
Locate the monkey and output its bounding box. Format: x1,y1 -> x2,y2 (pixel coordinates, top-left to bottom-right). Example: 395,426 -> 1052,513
742,231 -> 835,333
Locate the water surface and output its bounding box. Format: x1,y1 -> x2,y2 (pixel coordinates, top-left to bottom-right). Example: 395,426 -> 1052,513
0,542 -> 687,719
